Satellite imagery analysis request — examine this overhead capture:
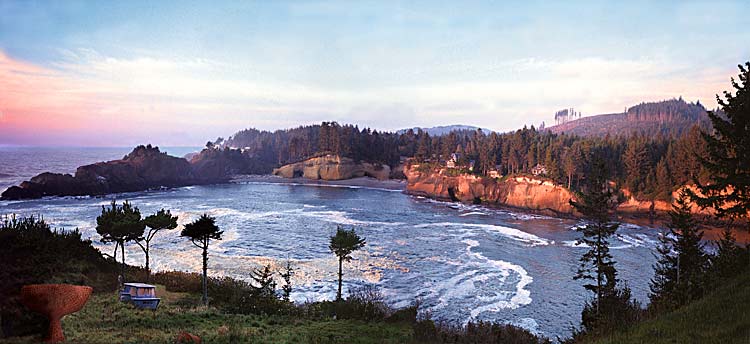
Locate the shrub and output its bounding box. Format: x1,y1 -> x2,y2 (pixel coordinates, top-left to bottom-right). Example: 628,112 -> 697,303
299,285 -> 392,321
0,215 -> 119,338
151,271 -> 202,293
413,317 -> 551,344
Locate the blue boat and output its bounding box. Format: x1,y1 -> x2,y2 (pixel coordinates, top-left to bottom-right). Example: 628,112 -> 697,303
119,283 -> 161,310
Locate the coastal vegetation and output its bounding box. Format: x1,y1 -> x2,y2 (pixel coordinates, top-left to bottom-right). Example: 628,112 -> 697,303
181,214 -> 224,306
568,158 -> 640,338
96,201 -> 145,283
329,226 -> 367,301
137,209 -> 179,282
1,62 -> 749,343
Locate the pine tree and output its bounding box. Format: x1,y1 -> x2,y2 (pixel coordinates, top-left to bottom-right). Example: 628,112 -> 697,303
686,62 -> 750,274
649,229 -> 679,311
623,140 -> 649,195
415,131 -> 430,162
570,158 -> 620,315
688,62 -> 750,232
655,158 -> 673,200
181,214 -> 223,306
570,156 -> 639,334
250,264 -> 277,299
96,200 -> 145,283
279,260 -> 294,302
137,209 -> 178,282
329,225 -> 366,301
649,193 -> 708,311
711,228 -> 744,280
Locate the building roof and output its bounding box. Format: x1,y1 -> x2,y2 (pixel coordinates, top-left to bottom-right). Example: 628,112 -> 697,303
123,283 -> 156,288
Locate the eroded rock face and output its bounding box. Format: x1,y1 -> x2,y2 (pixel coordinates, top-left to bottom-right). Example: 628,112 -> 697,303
273,155 -> 392,181
1,145 -> 210,200
403,164 -> 576,214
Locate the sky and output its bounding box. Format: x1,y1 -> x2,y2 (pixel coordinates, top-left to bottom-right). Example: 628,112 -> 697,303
0,1 -> 748,147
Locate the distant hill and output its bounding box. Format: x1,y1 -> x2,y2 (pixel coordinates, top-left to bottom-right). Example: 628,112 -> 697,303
398,125 -> 494,136
548,98 -> 712,137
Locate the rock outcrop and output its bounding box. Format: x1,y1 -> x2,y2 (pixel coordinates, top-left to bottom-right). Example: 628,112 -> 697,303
273,155 -> 391,181
1,148 -> 396,200
1,145 -> 219,200
404,164 -> 576,214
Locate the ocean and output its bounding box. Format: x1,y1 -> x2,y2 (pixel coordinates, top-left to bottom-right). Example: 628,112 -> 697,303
0,146 -> 659,338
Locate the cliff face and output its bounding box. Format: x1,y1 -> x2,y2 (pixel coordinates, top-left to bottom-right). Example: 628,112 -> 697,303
618,185 -> 719,216
273,155 -> 391,181
404,164 -> 576,214
1,146 -> 215,200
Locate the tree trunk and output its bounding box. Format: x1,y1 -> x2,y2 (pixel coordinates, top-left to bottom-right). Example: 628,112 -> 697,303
337,258 -> 343,301
120,241 -> 126,283
596,231 -> 602,315
202,246 -> 208,306
145,242 -> 151,283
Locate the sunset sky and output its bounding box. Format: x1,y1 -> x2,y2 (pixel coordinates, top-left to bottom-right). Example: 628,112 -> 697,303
1,1 -> 748,146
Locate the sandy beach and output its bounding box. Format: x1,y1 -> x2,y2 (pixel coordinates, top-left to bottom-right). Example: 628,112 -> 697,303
231,175 -> 407,191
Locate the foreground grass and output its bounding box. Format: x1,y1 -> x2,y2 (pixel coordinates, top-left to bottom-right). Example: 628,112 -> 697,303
5,286 -> 412,344
590,272 -> 750,344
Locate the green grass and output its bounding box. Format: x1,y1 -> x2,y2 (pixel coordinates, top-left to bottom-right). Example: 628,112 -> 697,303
590,272 -> 750,344
4,286 -> 412,344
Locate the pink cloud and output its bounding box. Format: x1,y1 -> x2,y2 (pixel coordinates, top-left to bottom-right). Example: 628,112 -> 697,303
0,51 -> 129,144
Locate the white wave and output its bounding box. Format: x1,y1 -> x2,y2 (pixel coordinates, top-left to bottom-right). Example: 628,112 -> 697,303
507,318 -> 540,335
562,240 -> 588,248
414,222 -> 552,246
462,239 -> 533,320
616,233 -> 657,248
302,210 -> 405,227
459,211 -> 489,217
563,240 -> 632,250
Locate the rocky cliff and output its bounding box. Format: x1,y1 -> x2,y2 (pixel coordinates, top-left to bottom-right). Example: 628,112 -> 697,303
1,145 -> 224,200
403,163 -> 726,219
404,164 -> 576,215
273,155 -> 392,181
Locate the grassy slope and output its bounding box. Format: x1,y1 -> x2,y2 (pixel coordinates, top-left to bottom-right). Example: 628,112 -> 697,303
4,286 -> 412,344
591,272 -> 750,344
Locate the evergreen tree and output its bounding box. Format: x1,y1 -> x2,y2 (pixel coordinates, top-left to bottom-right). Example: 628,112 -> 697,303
649,193 -> 708,311
416,131 -> 430,162
137,209 -> 178,282
279,260 -> 294,302
688,62 -> 750,234
711,228 -> 744,280
181,214 -> 223,306
329,225 -> 366,301
570,156 -> 639,334
570,158 -> 620,316
649,229 -> 678,311
250,264 -> 277,299
96,200 -> 145,283
623,140 -> 649,195
655,158 -> 673,200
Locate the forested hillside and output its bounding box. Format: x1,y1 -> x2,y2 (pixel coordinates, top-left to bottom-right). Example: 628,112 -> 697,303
549,98 -> 712,137
208,99 -> 713,202
218,122 -> 401,166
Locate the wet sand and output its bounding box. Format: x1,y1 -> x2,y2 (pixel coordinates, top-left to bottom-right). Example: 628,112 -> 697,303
231,175 -> 407,191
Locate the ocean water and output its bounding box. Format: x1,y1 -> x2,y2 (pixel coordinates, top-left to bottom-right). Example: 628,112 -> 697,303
0,147 -> 659,339
0,146 -> 201,191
